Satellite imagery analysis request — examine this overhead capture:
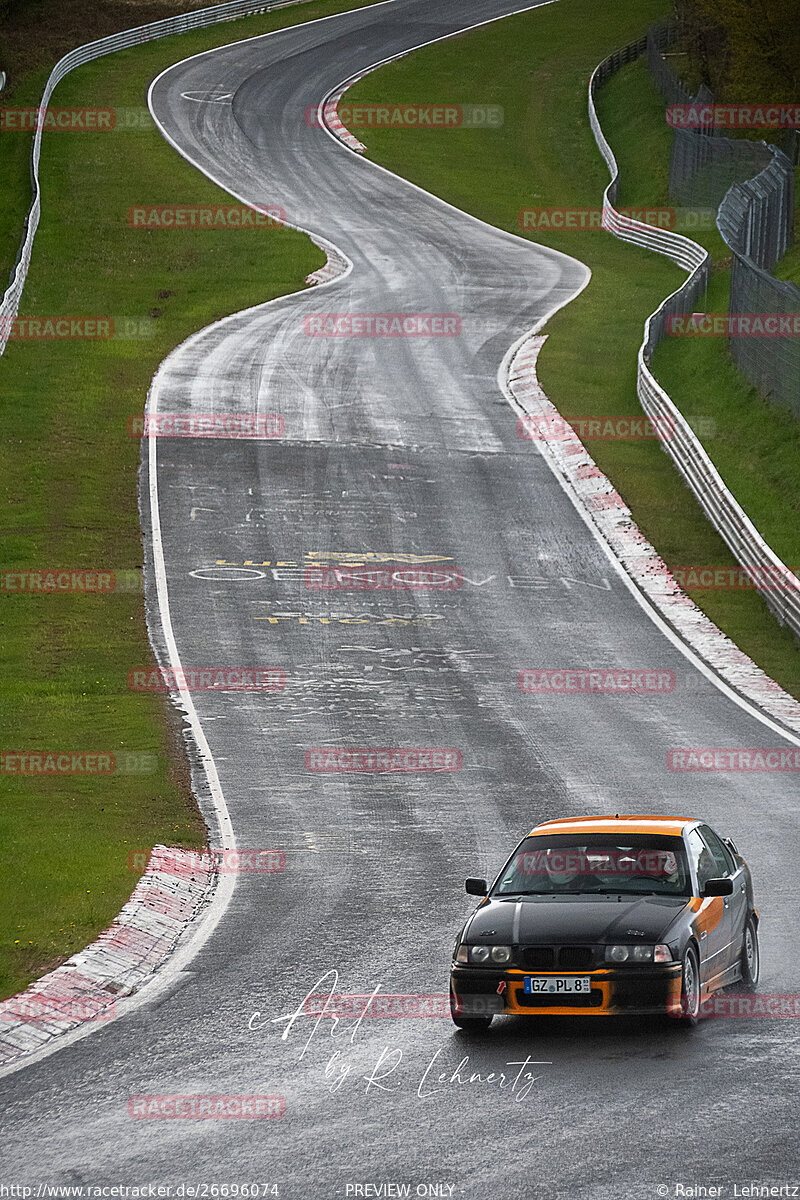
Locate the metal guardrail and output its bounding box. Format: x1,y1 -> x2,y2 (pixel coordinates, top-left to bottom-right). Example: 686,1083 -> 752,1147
0,0 -> 307,355
588,44 -> 800,641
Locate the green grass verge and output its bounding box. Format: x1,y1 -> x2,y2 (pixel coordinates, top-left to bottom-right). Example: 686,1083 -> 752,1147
652,277 -> 800,569
0,0 -> 382,1001
345,0 -> 800,697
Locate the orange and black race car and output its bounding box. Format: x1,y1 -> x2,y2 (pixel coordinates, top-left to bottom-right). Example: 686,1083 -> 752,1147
450,815 -> 759,1029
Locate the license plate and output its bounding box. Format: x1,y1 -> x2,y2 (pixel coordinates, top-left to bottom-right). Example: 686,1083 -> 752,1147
524,975 -> 592,995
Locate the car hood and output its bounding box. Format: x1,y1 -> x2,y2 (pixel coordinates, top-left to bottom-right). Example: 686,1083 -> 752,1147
465,893 -> 688,944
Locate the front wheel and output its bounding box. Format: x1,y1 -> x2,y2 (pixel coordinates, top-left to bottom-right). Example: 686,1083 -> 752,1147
677,945 -> 700,1026
741,915 -> 760,989
450,983 -> 493,1031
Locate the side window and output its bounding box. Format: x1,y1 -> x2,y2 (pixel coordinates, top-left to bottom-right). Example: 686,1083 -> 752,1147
699,826 -> 736,877
686,829 -> 717,892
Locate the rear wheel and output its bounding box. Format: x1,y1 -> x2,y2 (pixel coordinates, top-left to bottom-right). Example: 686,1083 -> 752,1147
741,915 -> 760,989
449,982 -> 493,1031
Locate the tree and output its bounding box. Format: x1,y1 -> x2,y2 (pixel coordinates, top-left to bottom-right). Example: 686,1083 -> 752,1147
683,0 -> 800,100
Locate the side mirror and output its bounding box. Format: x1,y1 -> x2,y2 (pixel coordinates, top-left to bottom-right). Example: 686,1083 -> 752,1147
702,877 -> 734,897
465,877 -> 488,896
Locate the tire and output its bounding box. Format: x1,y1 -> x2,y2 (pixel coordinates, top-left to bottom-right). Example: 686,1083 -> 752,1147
450,983 -> 493,1031
740,915 -> 760,990
677,945 -> 701,1026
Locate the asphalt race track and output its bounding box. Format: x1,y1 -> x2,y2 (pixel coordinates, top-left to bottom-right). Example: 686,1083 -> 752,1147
3,1 -> 800,1195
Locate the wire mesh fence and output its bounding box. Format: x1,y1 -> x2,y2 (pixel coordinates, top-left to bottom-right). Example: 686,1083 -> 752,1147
725,257 -> 800,415
647,20 -> 799,416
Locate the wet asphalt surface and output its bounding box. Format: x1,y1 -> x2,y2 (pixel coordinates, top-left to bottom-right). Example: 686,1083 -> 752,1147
3,2 -> 800,1197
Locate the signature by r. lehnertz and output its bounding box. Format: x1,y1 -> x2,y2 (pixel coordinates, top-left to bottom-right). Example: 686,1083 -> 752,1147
248,969 -> 550,1101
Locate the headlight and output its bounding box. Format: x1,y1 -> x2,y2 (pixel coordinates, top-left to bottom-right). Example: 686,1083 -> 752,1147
463,945 -> 512,964
606,945 -> 654,963
605,944 -> 672,963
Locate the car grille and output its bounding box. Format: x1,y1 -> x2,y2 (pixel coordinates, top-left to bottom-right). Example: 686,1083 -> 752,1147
517,945 -> 597,970
558,946 -> 594,970
518,946 -> 556,970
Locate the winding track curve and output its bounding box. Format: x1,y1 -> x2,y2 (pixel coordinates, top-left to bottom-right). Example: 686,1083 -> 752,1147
3,2 -> 800,1195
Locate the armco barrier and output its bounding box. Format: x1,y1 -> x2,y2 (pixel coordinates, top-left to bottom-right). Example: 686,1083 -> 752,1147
588,45 -> 800,640
0,0 -> 309,356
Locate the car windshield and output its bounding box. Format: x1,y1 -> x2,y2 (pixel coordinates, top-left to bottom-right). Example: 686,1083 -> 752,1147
494,833 -> 690,897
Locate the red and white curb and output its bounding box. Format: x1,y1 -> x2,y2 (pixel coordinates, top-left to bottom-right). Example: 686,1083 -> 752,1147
321,74 -> 368,154
304,72 -> 373,286
506,334 -> 800,738
317,51 -> 414,157
305,234 -> 350,286
0,846 -> 216,1065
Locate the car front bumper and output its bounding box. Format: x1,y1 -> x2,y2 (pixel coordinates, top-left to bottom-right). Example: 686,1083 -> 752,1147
450,964 -> 683,1017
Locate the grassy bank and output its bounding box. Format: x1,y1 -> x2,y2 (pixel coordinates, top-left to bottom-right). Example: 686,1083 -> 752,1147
345,0 -> 800,697
0,0 -> 380,1000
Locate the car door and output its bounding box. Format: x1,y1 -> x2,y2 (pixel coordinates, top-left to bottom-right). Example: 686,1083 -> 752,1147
699,824 -> 747,981
686,827 -> 731,991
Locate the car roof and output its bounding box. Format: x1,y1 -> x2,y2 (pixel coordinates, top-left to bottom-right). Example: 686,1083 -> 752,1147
528,815 -> 695,837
